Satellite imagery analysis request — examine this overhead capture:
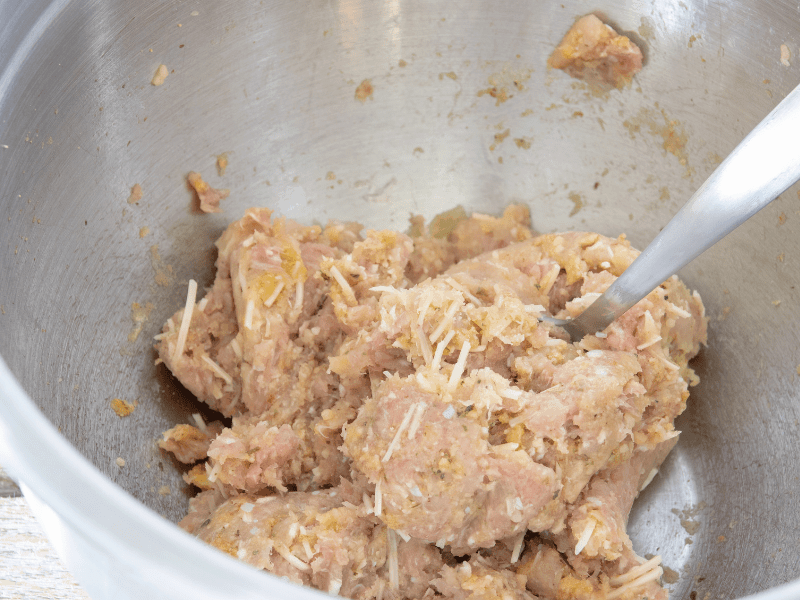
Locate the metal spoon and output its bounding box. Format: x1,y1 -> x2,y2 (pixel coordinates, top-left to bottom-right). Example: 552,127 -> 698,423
546,82 -> 800,341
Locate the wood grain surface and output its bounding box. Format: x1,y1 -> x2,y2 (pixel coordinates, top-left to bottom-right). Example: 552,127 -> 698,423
0,466 -> 90,599
0,465 -> 20,498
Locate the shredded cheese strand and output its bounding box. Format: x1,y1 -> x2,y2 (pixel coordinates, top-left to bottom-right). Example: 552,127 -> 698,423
329,579 -> 343,595
429,300 -> 461,344
500,388 -> 523,400
264,280 -> 285,308
172,279 -> 198,363
407,402 -> 427,439
206,461 -> 221,483
274,543 -> 310,571
192,413 -> 207,433
636,335 -> 663,351
387,529 -> 399,590
608,567 -> 663,599
510,531 -> 526,563
574,518 -> 596,555
303,540 -> 314,561
374,479 -> 382,517
329,265 -> 357,305
238,267 -> 247,294
660,355 -> 680,371
528,544 -> 545,572
417,324 -> 433,365
667,302 -> 691,318
609,555 -> 662,586
229,337 -> 242,359
639,468 -> 659,492
447,341 -> 471,393
294,280 -> 304,312
539,263 -> 561,295
446,277 -> 482,306
431,330 -> 455,372
383,402 -> 419,462
370,285 -> 399,294
244,299 -> 255,329
202,355 -> 233,385
417,294 -> 433,328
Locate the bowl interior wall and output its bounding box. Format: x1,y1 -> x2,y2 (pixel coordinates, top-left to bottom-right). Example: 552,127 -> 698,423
1,1 -> 800,598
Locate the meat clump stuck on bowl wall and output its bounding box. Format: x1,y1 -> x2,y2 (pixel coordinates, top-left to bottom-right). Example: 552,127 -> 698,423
153,200 -> 707,600
548,14 -> 644,90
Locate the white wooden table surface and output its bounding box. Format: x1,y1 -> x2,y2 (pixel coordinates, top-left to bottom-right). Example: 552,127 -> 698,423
0,465 -> 90,599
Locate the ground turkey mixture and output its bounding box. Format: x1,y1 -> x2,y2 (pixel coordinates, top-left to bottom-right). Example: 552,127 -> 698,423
548,14 -> 643,89
155,204 -> 706,600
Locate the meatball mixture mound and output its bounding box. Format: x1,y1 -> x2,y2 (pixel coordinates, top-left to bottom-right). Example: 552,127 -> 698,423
156,204 -> 707,600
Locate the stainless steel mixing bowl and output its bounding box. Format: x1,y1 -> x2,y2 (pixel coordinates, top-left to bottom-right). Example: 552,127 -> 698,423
1,0 -> 799,598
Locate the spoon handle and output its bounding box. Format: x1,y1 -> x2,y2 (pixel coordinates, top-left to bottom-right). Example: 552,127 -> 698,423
564,81 -> 800,341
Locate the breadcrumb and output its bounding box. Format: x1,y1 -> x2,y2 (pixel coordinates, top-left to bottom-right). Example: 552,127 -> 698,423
127,183 -> 143,205
110,398 -> 136,417
151,64 -> 169,86
216,153 -> 229,176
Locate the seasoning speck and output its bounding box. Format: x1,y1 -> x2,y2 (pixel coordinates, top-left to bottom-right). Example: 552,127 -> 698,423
355,79 -> 374,102
216,153 -> 229,177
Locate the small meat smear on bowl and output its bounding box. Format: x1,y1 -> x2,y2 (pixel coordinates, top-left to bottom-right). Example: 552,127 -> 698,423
187,171 -> 230,214
155,201 -> 707,600
548,14 -> 643,89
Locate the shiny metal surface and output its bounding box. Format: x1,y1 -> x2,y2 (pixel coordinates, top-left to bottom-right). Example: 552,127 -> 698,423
558,80 -> 800,340
1,0 -> 800,598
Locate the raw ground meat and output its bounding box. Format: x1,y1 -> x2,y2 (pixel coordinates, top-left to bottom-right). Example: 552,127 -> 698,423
156,204 -> 707,600
188,171 -> 230,213
159,420 -> 225,464
548,14 -> 643,89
